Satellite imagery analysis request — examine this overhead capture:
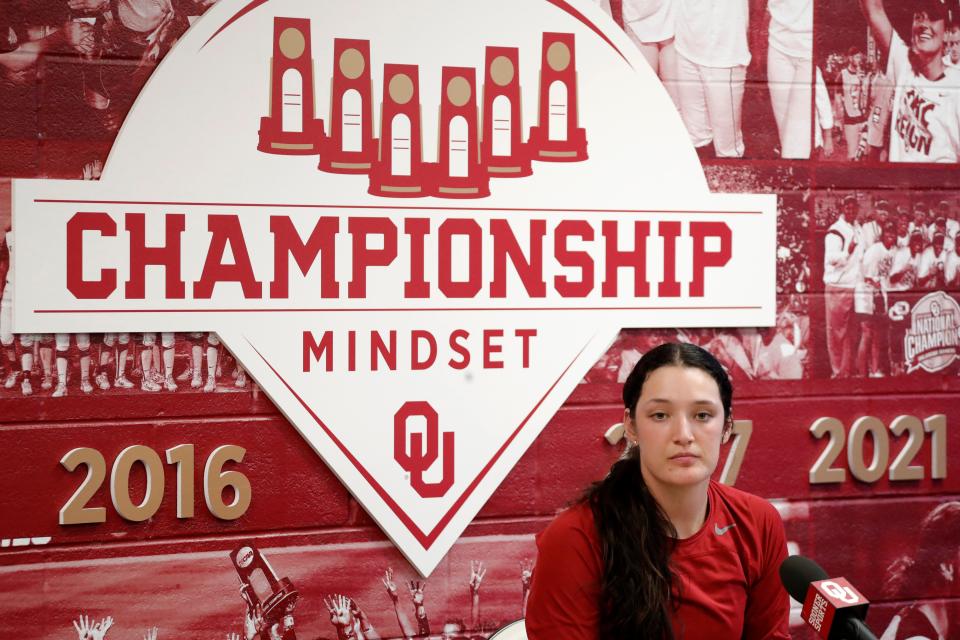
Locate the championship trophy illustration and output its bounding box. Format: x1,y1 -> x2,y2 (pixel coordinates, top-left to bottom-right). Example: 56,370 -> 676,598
527,32 -> 588,161
256,22 -> 588,198
369,64 -> 426,197
318,38 -> 377,173
232,543 -> 300,637
432,66 -> 489,198
481,46 -> 532,177
258,17 -> 325,155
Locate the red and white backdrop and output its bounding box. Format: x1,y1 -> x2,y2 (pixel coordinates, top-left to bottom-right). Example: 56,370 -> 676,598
0,0 -> 957,638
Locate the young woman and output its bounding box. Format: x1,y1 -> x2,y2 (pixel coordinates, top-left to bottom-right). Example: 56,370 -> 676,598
859,0 -> 960,163
525,342 -> 790,639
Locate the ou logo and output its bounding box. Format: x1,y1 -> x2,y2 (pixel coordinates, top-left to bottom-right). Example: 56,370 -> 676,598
821,581 -> 860,604
888,300 -> 911,322
394,402 -> 455,498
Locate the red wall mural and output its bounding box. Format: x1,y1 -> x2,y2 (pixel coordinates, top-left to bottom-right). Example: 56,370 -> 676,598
1,1 -> 958,638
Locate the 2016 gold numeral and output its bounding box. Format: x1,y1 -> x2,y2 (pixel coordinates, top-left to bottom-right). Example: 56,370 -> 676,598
59,444 -> 251,525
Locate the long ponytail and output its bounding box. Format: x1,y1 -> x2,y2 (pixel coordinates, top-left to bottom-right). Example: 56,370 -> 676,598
584,446 -> 677,639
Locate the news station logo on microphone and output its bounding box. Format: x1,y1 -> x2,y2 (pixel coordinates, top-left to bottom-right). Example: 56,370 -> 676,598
802,577 -> 869,638
782,556 -> 878,640
10,0 -> 777,575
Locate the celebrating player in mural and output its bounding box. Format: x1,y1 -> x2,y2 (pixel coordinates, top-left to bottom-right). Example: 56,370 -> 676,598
0,0 -> 218,178
609,0 -> 681,111
382,567 -> 416,639
858,0 -> 960,163
767,0 -> 815,158
598,1 -> 813,159
840,47 -> 867,160
673,0 -> 751,158
818,189 -> 960,378
325,593 -> 381,640
526,342 -> 790,638
854,221 -> 896,377
71,614 -> 112,640
0,227 -> 35,396
945,21 -> 960,66
880,501 -> 960,639
823,194 -> 861,377
0,326 -> 252,398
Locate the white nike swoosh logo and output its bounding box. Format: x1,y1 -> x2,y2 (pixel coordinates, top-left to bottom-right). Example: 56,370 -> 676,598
714,523 -> 737,536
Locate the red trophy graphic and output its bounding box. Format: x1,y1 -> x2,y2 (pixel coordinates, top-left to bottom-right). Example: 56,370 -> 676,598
369,64 -> 426,197
258,17 -> 325,155
481,46 -> 532,177
432,66 -> 489,198
527,32 -> 588,162
232,543 -> 300,635
319,39 -> 377,173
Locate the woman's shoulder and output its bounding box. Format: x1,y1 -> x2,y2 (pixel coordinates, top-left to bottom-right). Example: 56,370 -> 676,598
537,502 -> 601,553
539,502 -> 597,540
527,504 -> 604,638
533,501 -> 604,585
710,481 -> 783,530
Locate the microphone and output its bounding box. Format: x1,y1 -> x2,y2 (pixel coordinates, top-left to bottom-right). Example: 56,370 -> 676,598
779,555 -> 878,640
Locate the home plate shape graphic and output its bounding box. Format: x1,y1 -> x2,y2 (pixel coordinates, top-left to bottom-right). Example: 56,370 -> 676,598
11,0 -> 776,575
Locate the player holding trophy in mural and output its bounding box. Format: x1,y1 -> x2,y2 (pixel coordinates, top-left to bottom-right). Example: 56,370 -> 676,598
231,544 -> 300,640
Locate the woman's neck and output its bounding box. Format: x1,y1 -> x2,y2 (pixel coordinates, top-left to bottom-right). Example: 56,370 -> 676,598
643,472 -> 710,539
913,48 -> 945,80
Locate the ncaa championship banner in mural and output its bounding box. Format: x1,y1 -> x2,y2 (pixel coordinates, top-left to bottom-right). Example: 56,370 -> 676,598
10,0 -> 775,575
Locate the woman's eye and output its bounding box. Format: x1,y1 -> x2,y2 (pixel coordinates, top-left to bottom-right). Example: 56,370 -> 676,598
695,412 -> 713,421
650,412 -> 668,421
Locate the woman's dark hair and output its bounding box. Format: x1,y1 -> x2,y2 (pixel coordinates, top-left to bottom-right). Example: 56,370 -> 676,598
582,342 -> 733,639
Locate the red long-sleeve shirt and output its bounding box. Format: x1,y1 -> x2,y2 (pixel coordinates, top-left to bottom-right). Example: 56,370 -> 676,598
526,480 -> 790,639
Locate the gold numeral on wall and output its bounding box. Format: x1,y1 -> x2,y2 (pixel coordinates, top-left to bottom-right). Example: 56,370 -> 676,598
59,444 -> 251,525
719,420 -> 753,486
59,448 -> 108,525
809,418 -> 847,484
204,445 -> 252,521
809,415 -> 948,485
924,415 -> 947,480
888,416 -> 925,482
110,445 -> 165,522
166,444 -> 196,519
